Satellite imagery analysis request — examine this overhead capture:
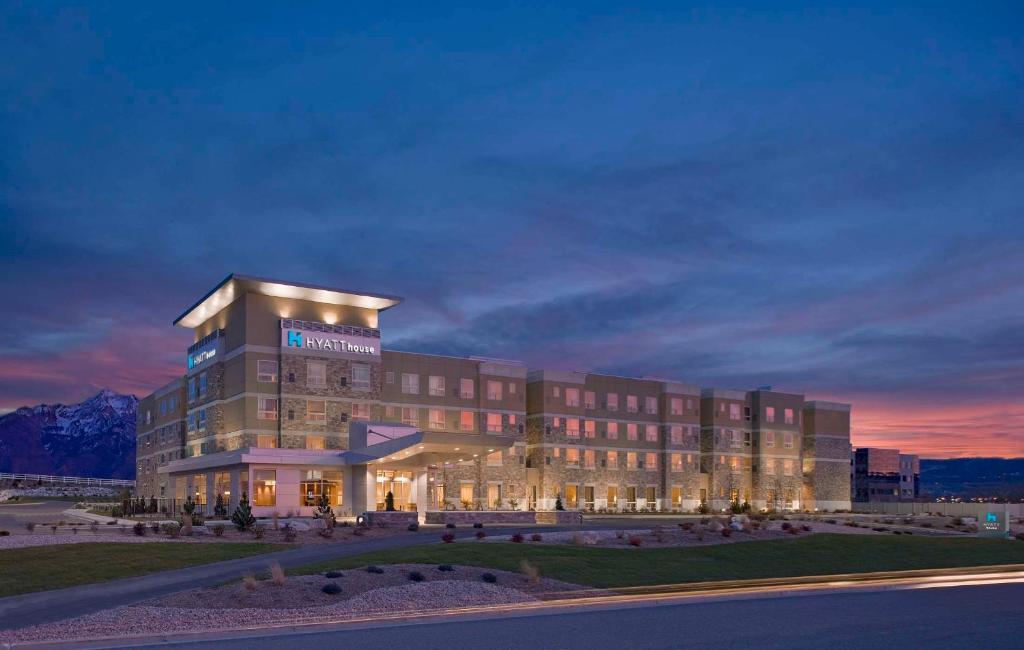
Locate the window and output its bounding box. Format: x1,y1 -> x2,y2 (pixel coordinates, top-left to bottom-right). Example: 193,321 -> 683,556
509,382 -> 516,395
552,386 -> 561,398
487,451 -> 503,467
307,361 -> 327,388
460,411 -> 475,432
565,388 -> 580,407
784,432 -> 794,449
607,451 -> 619,469
351,363 -> 371,390
487,380 -> 503,400
306,435 -> 325,450
159,400 -> 166,416
401,373 -> 419,395
765,406 -> 775,423
627,423 -> 638,440
687,398 -> 694,411
606,422 -> 619,439
197,409 -> 207,431
765,431 -> 775,447
253,470 -> 276,506
584,391 -> 595,409
187,413 -> 195,432
626,395 -> 638,413
565,448 -> 580,466
565,418 -> 580,437
486,412 -> 502,433
784,459 -> 794,476
670,397 -> 683,415
670,425 -> 683,444
671,453 -> 683,471
645,396 -> 657,414
301,470 -> 342,507
626,452 -> 638,469
428,375 -> 445,397
257,397 -> 278,420
187,378 -> 196,402
257,360 -> 278,383
428,409 -> 445,429
306,400 -> 327,422
385,371 -> 394,384
402,407 -> 418,427
729,403 -> 741,420
646,453 -> 658,471
607,485 -> 618,505
584,449 -> 596,468
351,402 -> 370,420
460,378 -> 474,399
606,393 -> 618,411
645,424 -> 658,442
764,459 -> 775,475
730,429 -> 742,448
199,372 -> 208,398
508,413 -> 517,427
584,420 -> 596,439
784,408 -> 795,425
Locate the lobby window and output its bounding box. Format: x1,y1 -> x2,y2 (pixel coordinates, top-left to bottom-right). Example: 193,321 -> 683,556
584,420 -> 596,439
253,470 -> 276,507
565,448 -> 580,467
401,373 -> 419,395
784,432 -> 794,449
729,403 -> 741,420
197,409 -> 207,431
765,406 -> 776,423
428,409 -> 445,430
584,449 -> 596,468
351,402 -> 370,420
626,452 -> 638,469
627,423 -> 638,441
626,395 -> 638,413
402,407 -> 418,427
646,453 -> 658,471
301,470 -> 342,507
670,397 -> 683,415
645,396 -> 657,415
565,388 -> 580,407
584,391 -> 595,409
486,412 -> 502,433
257,360 -> 278,383
199,372 -> 208,398
606,393 -> 618,411
351,364 -> 371,390
460,378 -> 474,399
460,411 -> 475,432
188,378 -> 196,402
784,408 -> 795,425
784,459 -> 794,476
607,451 -> 618,469
565,418 -> 580,437
671,453 -> 683,471
670,425 -> 683,444
307,361 -> 327,388
306,400 -> 327,422
428,375 -> 445,397
257,397 -> 278,420
606,422 -> 618,439
645,425 -> 658,442
487,451 -> 503,467
306,435 -> 325,450
487,380 -> 503,400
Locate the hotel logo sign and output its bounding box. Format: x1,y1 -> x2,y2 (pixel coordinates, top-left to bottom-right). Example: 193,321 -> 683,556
281,327 -> 379,356
978,509 -> 1009,538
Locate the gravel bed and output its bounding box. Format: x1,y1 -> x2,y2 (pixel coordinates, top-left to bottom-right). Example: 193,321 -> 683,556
0,534 -> 206,550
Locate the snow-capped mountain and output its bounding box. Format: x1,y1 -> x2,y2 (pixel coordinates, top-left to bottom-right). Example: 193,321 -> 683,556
0,389 -> 137,479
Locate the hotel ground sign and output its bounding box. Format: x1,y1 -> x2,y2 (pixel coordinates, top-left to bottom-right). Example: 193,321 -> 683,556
280,327 -> 380,357
978,509 -> 1009,538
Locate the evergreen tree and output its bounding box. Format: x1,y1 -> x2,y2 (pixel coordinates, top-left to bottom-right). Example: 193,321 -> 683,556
148,496 -> 157,513
214,493 -> 228,518
314,493 -> 335,526
555,494 -> 564,511
231,493 -> 256,531
385,490 -> 395,512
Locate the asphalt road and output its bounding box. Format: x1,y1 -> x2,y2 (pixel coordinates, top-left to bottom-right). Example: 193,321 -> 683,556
146,582 -> 1024,650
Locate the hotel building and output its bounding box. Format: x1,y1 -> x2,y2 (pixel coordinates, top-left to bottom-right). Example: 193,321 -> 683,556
136,274 -> 851,517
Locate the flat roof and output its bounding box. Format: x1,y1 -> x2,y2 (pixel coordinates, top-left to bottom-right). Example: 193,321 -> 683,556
174,273 -> 404,328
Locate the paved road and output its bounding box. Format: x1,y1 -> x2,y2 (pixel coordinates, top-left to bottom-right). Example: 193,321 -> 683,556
150,582 -> 1024,649
0,501 -> 78,533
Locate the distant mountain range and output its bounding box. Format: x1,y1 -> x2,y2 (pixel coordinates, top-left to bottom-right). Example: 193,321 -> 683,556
0,389 -> 137,479
921,457 -> 1024,500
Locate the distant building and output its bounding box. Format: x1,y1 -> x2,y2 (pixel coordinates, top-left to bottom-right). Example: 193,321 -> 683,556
851,448 -> 920,503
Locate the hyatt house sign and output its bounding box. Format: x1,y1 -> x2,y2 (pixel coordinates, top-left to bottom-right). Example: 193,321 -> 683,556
280,327 -> 379,357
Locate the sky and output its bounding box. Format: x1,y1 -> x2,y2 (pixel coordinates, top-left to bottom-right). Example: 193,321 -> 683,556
1,2 -> 1022,458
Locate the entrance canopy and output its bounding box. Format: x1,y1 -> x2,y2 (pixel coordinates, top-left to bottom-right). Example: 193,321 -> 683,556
345,423 -> 516,469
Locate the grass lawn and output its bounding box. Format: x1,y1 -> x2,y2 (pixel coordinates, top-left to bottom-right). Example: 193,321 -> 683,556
0,542 -> 287,597
294,534 -> 1024,588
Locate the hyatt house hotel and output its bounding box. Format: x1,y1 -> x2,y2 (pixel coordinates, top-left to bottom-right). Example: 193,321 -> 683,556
136,275 -> 851,517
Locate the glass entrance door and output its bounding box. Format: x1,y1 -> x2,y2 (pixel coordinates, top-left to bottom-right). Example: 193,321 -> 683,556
375,470 -> 414,510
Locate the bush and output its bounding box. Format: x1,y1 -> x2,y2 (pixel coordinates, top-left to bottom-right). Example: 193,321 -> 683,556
441,532 -> 456,543
160,522 -> 181,538
0,530 -> 9,537
721,528 -> 732,537
282,523 -> 298,542
679,522 -> 694,531
325,570 -> 343,578
473,522 -> 483,529
211,524 -> 226,537
1015,532 -> 1024,542
408,571 -> 425,582
407,522 -> 419,532
482,572 -> 497,583
231,493 -> 257,532
317,527 -> 334,539
787,526 -> 799,535
628,535 -> 643,546
531,533 -> 543,542
270,562 -> 286,586
801,524 -> 812,532
437,565 -> 454,572
366,566 -> 384,574
132,522 -> 146,536
781,522 -> 792,531
511,533 -> 524,543
322,582 -> 342,595
921,522 -> 933,528
446,523 -> 456,529
253,526 -> 265,539
24,522 -> 35,533
150,522 -> 160,534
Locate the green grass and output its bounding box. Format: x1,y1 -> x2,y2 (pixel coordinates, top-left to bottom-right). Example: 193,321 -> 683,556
0,542 -> 287,597
293,534 -> 1024,588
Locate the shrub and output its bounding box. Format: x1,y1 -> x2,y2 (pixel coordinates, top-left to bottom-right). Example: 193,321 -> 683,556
408,571 -> 425,582
160,522 -> 181,538
825,519 -> 838,525
511,533 -> 524,543
475,531 -> 486,540
482,572 -> 497,583
322,582 -> 342,595
211,524 -> 226,537
446,523 -> 456,529
325,570 -> 343,578
438,565 -> 454,572
441,532 -> 456,543
0,530 -> 9,536
352,527 -> 365,536
801,524 -> 812,532
473,522 -> 483,529
721,528 -> 732,537
679,522 -> 694,531
953,517 -> 964,526
781,522 -> 792,531
628,535 -> 643,546
531,533 -> 543,542
921,522 -> 933,528
318,527 -> 335,538
253,526 -> 266,540
269,562 -> 286,586
231,493 -> 257,532
407,522 -> 419,532
281,523 -> 298,542
24,522 -> 35,533
133,522 -> 146,536
150,522 -> 160,534
242,574 -> 257,591
787,526 -> 799,535
366,566 -> 384,574
1015,532 -> 1024,542
519,559 -> 540,583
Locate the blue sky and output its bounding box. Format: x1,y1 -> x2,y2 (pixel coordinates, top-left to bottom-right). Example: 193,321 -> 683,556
1,2 -> 1022,456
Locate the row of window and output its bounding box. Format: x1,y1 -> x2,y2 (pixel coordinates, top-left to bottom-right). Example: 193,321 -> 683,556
721,403 -> 797,424
717,455 -> 796,476
720,429 -> 795,449
552,387 -> 676,414
187,373 -> 209,402
548,449 -> 698,471
389,373 -> 516,400
550,418 -> 699,443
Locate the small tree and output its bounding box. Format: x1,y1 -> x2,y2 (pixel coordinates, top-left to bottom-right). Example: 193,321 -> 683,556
232,492 -> 256,531
555,494 -> 564,511
314,493 -> 335,528
213,493 -> 228,518
148,496 -> 158,514
182,495 -> 196,518
385,491 -> 395,512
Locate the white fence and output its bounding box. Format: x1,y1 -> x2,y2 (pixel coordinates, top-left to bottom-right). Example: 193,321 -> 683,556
855,501 -> 1024,519
0,472 -> 135,488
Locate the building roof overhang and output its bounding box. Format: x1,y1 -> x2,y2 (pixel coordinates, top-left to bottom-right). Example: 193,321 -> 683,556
173,273 -> 403,328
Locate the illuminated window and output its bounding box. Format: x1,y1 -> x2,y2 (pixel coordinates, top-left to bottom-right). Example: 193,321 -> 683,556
428,409 -> 445,429
257,360 -> 278,383
566,448 -> 580,467
584,420 -> 596,439
670,425 -> 683,444
645,453 -> 658,471
671,453 -> 683,471
351,402 -> 370,420
607,451 -> 618,468
402,407 -> 418,426
306,400 -> 326,422
626,452 -> 638,469
607,485 -> 618,504
351,363 -> 371,390
730,456 -> 740,472
565,418 -> 580,437
584,449 -> 596,468
686,398 -> 694,411
626,395 -> 638,413
670,398 -> 683,415
487,380 -> 503,400
606,393 -> 619,411
306,435 -> 325,450
784,459 -> 794,476
257,434 -> 276,448
487,412 -> 502,433
764,459 -> 775,475
765,431 -> 775,447
306,362 -> 326,388
729,403 -> 741,420
257,397 -> 278,420
784,408 -> 795,425
428,375 -> 445,397
627,423 -> 638,440
301,470 -> 342,507
584,391 -> 595,409
784,432 -> 794,449
401,373 -> 419,395
552,386 -> 560,398
606,422 -> 618,439
731,429 -> 742,448
460,378 -> 474,399
645,397 -> 657,415
460,411 -> 475,432
253,470 -> 276,506
645,425 -> 658,442
508,413 -> 517,426
565,388 -> 580,407
509,382 -> 516,395
487,451 -> 503,467
765,406 -> 776,423
197,409 -> 207,431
